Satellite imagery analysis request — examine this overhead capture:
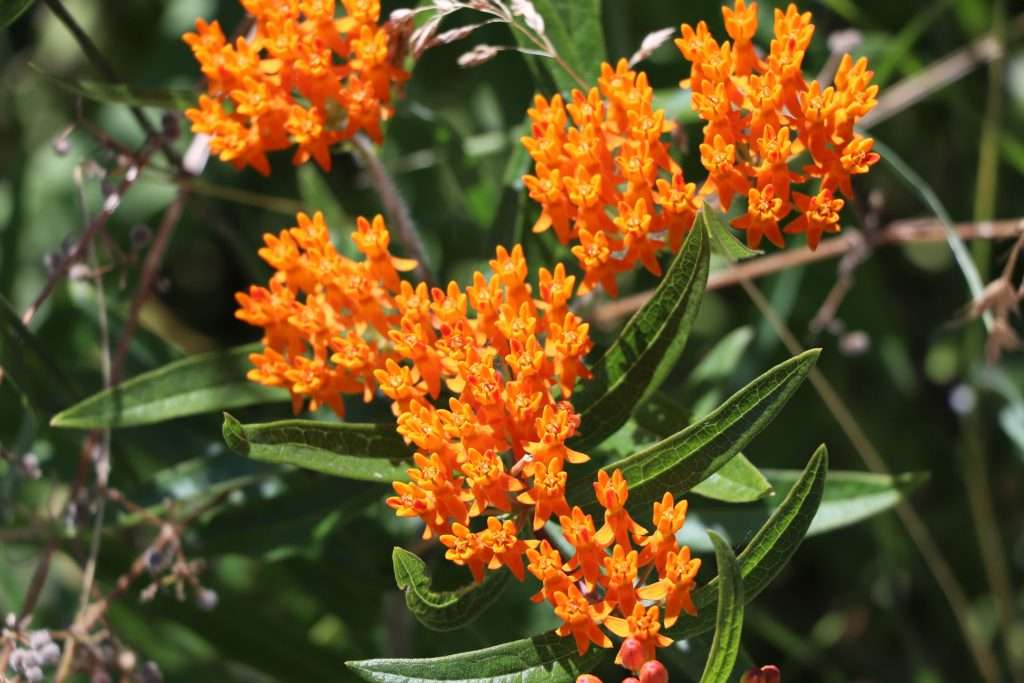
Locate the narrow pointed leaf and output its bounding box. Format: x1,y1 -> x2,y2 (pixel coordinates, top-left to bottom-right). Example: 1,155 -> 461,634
571,218 -> 710,450
680,468 -> 928,552
392,548 -> 511,632
347,630 -> 606,683
51,343 -> 283,429
702,205 -> 762,261
346,446 -> 827,680
569,350 -> 819,513
0,293 -> 74,417
31,64 -> 196,110
222,413 -> 410,482
698,532 -> 744,683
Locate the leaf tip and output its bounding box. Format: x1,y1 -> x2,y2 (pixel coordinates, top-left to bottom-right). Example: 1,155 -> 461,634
221,412 -> 250,456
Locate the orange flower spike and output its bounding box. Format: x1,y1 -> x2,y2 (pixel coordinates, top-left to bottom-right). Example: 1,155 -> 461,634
480,516 -> 528,580
602,545 -> 641,616
526,540 -> 572,603
559,506 -> 607,586
439,523 -> 491,583
699,135 -> 749,212
785,188 -> 844,250
637,546 -> 702,627
731,184 -> 787,249
723,0 -> 759,75
640,492 -> 688,573
593,469 -> 648,548
605,604 -> 674,664
552,584 -> 613,656
517,459 -> 571,530
462,447 -> 522,514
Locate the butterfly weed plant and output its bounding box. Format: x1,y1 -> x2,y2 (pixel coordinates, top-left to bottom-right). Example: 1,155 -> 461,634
3,0 -> 1018,682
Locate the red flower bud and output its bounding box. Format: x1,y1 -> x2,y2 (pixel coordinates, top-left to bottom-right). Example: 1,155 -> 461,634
741,665 -> 781,683
576,675 -> 603,683
617,637 -> 647,673
623,678 -> 640,683
639,660 -> 669,683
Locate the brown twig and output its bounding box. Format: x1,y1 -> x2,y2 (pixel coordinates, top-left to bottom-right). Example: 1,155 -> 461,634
594,217 -> 1024,329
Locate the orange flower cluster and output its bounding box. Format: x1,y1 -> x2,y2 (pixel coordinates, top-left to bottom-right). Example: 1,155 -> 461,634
235,211 -> 418,414
235,212 -> 702,666
680,0 -> 879,249
184,0 -> 407,175
521,59 -> 701,297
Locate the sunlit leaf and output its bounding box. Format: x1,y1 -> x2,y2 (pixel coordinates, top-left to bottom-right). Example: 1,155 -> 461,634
680,468 -> 928,552
698,532 -> 744,683
690,454 -> 772,504
571,220 -> 710,450
393,548 -> 511,632
51,344 -> 282,429
222,413 -> 410,482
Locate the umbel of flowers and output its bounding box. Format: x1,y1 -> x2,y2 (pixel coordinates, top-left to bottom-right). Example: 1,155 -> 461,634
235,211 -> 701,669
521,0 -> 879,297
183,0 -> 407,175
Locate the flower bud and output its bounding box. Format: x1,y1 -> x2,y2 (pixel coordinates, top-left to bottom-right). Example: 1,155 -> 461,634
623,678 -> 640,683
575,675 -> 602,683
616,637 -> 646,673
639,660 -> 668,683
741,665 -> 781,683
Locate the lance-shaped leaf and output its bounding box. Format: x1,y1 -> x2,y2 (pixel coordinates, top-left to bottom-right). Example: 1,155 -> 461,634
690,454 -> 772,504
679,468 -> 928,553
569,349 -> 819,513
346,446 -> 827,681
0,293 -> 74,417
392,548 -> 512,632
31,64 -> 196,110
698,532 -> 745,683
222,414 -> 410,482
511,0 -> 605,93
702,204 -> 763,261
51,343 -> 283,429
571,218 -> 710,451
347,630 -> 606,683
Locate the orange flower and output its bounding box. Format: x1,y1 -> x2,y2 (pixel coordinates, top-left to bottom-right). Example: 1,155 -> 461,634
560,506 -> 607,586
605,604 -> 674,664
526,539 -> 573,603
640,493 -> 689,574
440,523 -> 489,583
731,184 -> 787,249
517,459 -> 571,530
785,188 -> 844,249
602,545 -> 641,616
638,547 -> 702,627
480,517 -> 528,580
593,469 -> 648,549
552,585 -> 613,656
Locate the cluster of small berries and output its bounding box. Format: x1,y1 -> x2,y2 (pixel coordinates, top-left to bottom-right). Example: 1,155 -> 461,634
184,0 -> 407,174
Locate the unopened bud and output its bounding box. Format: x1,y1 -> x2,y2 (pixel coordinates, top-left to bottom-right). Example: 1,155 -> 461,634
196,588 -> 219,611
575,675 -> 602,683
639,660 -> 668,683
616,637 -> 646,673
623,679 -> 639,683
742,665 -> 781,683
52,134 -> 72,156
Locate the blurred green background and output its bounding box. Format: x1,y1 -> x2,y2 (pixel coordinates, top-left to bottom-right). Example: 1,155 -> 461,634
1,0 -> 1023,681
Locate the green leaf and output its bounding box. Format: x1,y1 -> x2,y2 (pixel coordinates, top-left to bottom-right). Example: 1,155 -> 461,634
687,326 -> 755,389
222,413 -> 411,482
0,0 -> 35,28
392,548 -> 511,632
571,218 -> 710,450
50,343 -> 283,429
349,446 -> 827,679
569,350 -> 819,514
680,468 -> 928,553
514,0 -> 606,93
698,532 -> 745,683
0,293 -> 74,417
346,631 -> 605,683
702,205 -> 762,261
30,63 -> 196,110
668,444 -> 829,638
690,454 -> 773,504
